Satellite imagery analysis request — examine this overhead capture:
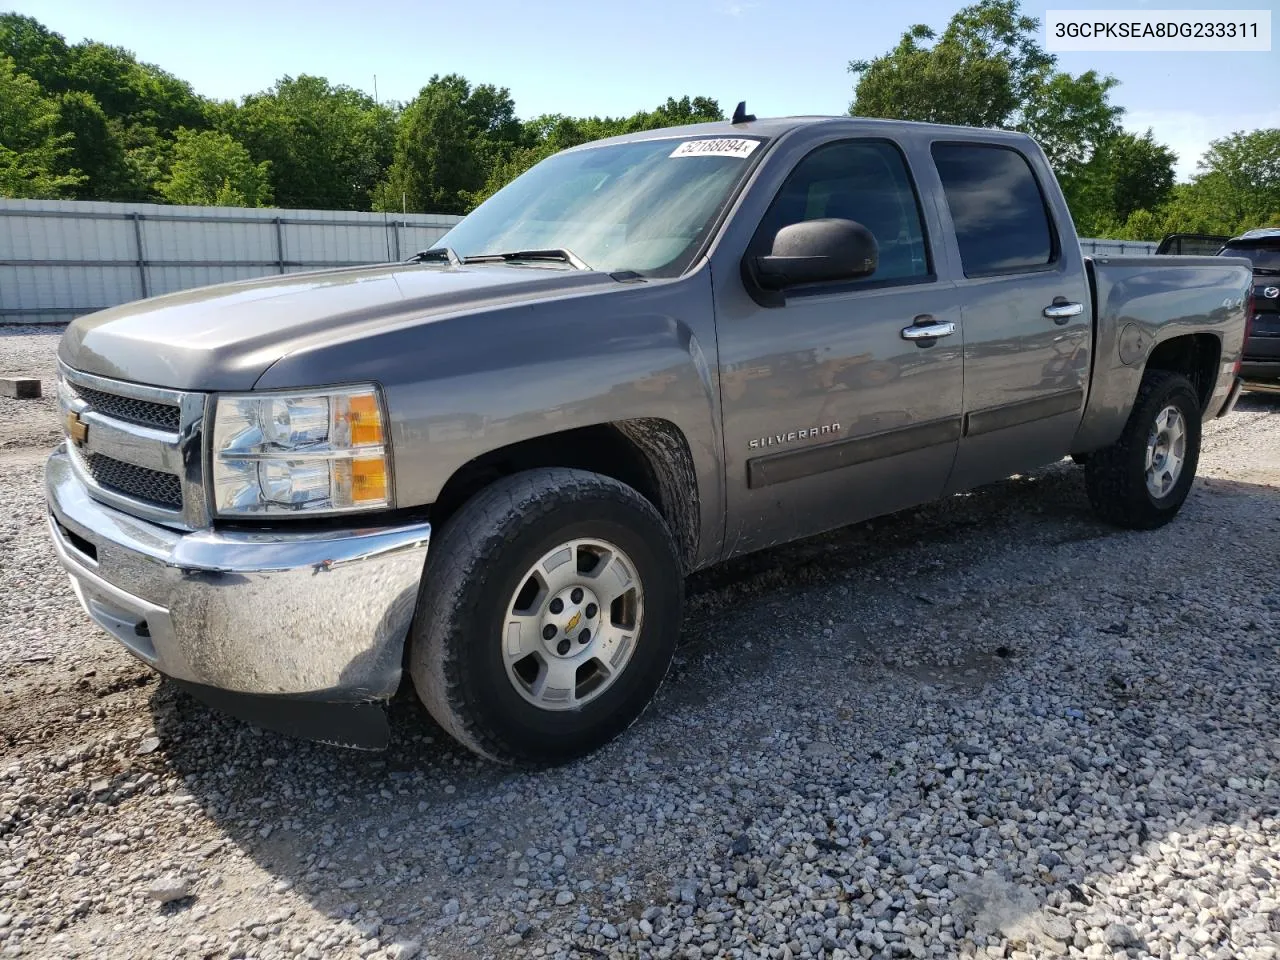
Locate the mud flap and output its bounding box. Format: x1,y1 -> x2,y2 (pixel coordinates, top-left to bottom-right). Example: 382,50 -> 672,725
1218,376 -> 1245,416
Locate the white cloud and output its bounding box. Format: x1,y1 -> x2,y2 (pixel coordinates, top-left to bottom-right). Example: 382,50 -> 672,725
1124,108 -> 1280,180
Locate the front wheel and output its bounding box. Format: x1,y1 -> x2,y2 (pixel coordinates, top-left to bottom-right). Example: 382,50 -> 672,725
409,468 -> 683,765
1085,370 -> 1202,530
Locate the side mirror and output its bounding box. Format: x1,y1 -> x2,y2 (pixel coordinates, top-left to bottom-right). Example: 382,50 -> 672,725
754,218 -> 878,290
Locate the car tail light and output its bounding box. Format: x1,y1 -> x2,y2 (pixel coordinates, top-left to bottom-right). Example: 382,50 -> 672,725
1235,292 -> 1255,376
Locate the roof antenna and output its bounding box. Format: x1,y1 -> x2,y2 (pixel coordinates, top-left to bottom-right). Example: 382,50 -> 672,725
731,100 -> 755,125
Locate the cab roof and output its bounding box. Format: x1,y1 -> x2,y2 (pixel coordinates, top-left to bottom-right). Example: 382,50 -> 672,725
574,115 -> 1041,150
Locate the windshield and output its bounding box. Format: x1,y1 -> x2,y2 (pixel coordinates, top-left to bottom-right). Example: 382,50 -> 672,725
436,136 -> 767,277
1221,243 -> 1280,273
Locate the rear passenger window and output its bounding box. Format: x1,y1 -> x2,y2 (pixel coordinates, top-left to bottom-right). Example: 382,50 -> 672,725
754,140 -> 931,285
931,143 -> 1055,277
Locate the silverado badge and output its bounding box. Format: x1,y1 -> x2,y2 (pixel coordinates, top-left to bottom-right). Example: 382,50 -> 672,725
749,422 -> 841,450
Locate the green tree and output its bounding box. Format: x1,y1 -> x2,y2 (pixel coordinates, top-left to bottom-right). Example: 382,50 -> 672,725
375,74 -> 521,214
1111,208 -> 1168,242
1102,130 -> 1176,224
3,17 -> 208,135
0,54 -> 81,198
64,41 -> 207,134
158,128 -> 271,207
627,96 -> 724,132
1108,130 -> 1280,239
114,123 -> 177,201
1063,129 -> 1176,236
53,90 -> 140,199
219,75 -> 395,209
0,13 -> 70,90
1190,129 -> 1280,230
1019,69 -> 1121,173
2,14 -> 207,201
848,0 -> 1121,178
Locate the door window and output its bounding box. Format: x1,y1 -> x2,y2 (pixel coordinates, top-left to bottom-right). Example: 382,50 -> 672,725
753,140 -> 932,285
931,143 -> 1056,277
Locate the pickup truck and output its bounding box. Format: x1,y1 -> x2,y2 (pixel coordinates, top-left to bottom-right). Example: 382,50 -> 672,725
45,114 -> 1252,764
1156,233 -> 1229,256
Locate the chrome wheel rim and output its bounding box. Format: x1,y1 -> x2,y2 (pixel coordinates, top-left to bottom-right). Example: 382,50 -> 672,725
1145,405 -> 1186,499
502,538 -> 643,711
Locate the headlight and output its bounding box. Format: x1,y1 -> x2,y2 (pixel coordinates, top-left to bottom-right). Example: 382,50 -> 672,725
211,385 -> 392,517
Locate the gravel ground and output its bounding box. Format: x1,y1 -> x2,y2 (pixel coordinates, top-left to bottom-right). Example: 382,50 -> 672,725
1,329 -> 1278,960
0,328 -> 62,452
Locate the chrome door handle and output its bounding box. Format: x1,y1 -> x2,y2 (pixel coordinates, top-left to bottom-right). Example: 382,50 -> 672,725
1044,301 -> 1083,323
901,320 -> 956,340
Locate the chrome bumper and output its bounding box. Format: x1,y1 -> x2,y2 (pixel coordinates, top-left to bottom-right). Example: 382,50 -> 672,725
45,444 -> 430,703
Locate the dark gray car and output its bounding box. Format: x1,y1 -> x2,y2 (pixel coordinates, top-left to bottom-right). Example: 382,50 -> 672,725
1219,227 -> 1280,387
45,115 -> 1252,763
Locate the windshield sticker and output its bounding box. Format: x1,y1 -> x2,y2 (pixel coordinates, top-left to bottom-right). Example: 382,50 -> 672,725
669,138 -> 760,159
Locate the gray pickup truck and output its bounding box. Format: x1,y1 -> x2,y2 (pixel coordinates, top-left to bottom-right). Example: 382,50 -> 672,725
46,115 -> 1251,763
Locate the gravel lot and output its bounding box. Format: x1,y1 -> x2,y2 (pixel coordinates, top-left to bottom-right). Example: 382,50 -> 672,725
2,327 -> 1278,960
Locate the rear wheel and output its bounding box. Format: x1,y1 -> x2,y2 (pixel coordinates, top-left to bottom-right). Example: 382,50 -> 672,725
1085,370 -> 1202,530
409,468 -> 683,764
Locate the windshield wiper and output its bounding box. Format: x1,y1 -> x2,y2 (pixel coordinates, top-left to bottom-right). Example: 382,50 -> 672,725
463,248 -> 591,271
407,247 -> 462,266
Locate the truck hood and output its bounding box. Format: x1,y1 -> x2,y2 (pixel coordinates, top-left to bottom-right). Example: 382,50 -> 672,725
59,263 -> 618,391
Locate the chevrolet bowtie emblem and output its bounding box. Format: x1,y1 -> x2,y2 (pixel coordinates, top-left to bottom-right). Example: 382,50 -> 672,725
65,411 -> 88,446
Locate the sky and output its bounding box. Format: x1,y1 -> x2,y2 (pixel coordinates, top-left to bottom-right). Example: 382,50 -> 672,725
8,0 -> 1278,180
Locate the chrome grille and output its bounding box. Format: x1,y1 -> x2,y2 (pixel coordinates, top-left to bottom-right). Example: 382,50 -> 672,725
58,363 -> 208,530
72,384 -> 180,432
83,453 -> 183,509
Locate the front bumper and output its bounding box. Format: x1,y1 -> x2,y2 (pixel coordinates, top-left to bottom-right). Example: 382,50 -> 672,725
45,444 -> 430,747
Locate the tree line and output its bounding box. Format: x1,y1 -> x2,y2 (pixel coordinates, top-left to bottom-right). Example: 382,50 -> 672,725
2,4 -> 1277,239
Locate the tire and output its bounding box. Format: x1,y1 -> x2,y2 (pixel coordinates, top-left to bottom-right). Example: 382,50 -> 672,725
1084,370 -> 1202,530
409,468 -> 683,765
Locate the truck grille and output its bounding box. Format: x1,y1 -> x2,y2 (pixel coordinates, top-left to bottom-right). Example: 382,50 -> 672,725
59,364 -> 207,529
84,453 -> 184,509
71,384 -> 181,432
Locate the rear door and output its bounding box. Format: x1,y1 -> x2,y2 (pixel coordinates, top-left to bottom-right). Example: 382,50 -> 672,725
928,141 -> 1093,493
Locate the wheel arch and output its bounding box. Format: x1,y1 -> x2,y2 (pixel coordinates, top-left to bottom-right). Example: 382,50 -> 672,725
1073,330 -> 1224,455
428,418 -> 701,573
1142,332 -> 1222,413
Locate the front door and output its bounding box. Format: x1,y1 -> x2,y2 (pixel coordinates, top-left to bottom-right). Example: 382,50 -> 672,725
713,137 -> 963,556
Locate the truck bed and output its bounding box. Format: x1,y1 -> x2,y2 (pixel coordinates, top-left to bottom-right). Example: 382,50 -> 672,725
1072,255 -> 1252,453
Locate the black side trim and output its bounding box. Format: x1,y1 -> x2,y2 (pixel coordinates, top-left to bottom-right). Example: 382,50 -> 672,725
747,417 -> 962,489
965,388 -> 1084,437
